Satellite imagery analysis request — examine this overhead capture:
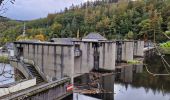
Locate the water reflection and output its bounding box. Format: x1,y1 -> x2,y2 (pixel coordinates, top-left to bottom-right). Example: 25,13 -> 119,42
74,72 -> 115,100
115,55 -> 170,100
0,63 -> 14,85
114,83 -> 170,100
73,55 -> 170,100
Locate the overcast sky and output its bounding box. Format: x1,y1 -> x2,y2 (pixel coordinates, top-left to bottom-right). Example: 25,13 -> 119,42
1,0 -> 95,20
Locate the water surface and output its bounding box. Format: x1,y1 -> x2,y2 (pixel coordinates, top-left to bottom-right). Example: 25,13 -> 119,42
115,55 -> 170,100
0,63 -> 14,85
73,55 -> 170,100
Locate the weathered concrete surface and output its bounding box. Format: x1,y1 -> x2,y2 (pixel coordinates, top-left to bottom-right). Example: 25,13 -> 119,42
115,41 -> 134,63
14,42 -> 74,81
0,78 -> 36,97
0,77 -> 71,100
134,41 -> 144,57
12,40 -> 144,81
121,41 -> 134,61
74,41 -> 116,76
99,42 -> 116,70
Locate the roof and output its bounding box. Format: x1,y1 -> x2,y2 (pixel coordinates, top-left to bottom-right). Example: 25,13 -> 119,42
14,41 -> 74,46
82,32 -> 107,41
50,38 -> 79,43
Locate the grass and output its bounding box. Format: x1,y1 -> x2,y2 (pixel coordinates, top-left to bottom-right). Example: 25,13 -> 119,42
127,60 -> 141,64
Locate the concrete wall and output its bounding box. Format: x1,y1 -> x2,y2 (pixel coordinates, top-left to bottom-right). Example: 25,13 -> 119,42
74,42 -> 116,75
115,41 -> 134,63
134,41 -> 144,57
15,42 -> 74,80
0,78 -> 36,97
121,41 -> 134,61
99,42 -> 116,70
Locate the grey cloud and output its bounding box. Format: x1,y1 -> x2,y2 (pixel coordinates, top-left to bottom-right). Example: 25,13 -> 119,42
2,0 -> 84,20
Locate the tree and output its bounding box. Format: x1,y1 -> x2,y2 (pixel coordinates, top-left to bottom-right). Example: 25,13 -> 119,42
138,19 -> 151,39
168,22 -> 170,31
16,35 -> 29,41
149,10 -> 163,42
125,31 -> 134,39
51,22 -> 62,38
71,17 -> 78,34
34,34 -> 45,41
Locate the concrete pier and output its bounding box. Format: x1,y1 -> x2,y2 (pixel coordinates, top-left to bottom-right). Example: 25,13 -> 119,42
134,41 -> 144,57
116,40 -> 135,63
74,41 -> 116,75
122,41 -> 134,61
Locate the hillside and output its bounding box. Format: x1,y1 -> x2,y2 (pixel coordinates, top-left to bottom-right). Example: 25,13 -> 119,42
0,16 -> 23,46
0,0 -> 170,45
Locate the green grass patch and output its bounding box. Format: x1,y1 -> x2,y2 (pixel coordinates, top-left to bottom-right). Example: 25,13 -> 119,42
127,60 -> 141,64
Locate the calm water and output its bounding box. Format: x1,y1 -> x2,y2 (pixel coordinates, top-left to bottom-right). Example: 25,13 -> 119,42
114,55 -> 170,100
73,55 -> 170,100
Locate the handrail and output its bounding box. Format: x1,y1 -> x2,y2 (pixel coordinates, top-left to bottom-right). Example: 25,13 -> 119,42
23,59 -> 50,82
20,60 -> 34,79
10,58 -> 32,79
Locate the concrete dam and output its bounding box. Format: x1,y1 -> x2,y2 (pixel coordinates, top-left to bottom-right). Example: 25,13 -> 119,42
0,32 -> 144,99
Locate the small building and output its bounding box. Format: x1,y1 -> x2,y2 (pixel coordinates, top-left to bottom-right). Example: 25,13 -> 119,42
82,32 -> 107,42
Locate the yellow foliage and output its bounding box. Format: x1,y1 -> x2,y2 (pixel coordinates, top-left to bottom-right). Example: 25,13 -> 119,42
16,35 -> 28,41
34,34 -> 45,41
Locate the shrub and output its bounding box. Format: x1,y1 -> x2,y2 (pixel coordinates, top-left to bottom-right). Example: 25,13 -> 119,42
0,56 -> 9,63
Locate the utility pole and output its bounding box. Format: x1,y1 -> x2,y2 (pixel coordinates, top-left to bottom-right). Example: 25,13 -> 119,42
23,22 -> 26,36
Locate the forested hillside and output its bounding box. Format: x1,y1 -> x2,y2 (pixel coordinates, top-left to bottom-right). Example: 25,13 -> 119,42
0,16 -> 23,45
1,0 -> 170,45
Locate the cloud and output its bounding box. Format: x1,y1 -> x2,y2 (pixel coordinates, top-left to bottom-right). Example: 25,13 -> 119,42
84,0 -> 96,2
2,0 -> 84,20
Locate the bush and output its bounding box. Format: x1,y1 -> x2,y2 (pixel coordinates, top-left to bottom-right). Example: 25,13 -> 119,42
0,56 -> 9,63
160,41 -> 170,48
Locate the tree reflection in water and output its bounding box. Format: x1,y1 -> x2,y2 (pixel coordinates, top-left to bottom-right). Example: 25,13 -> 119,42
115,55 -> 170,100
